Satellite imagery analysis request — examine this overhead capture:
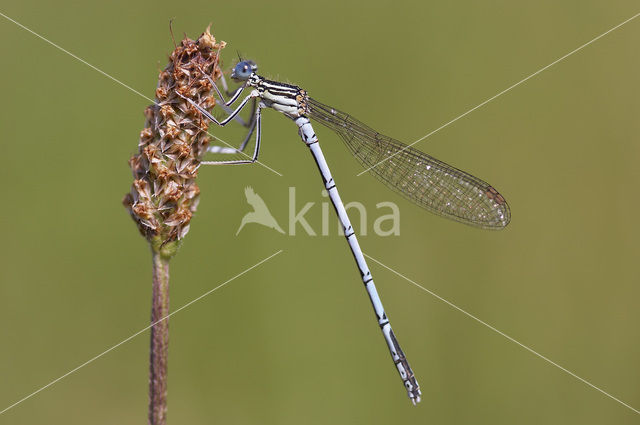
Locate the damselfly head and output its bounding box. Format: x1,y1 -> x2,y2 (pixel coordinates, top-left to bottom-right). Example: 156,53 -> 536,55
231,60 -> 258,81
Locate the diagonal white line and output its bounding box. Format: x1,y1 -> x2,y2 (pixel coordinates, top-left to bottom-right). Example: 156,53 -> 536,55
0,11 -> 149,100
0,11 -> 282,177
357,11 -> 640,176
364,253 -> 640,415
0,250 -> 283,416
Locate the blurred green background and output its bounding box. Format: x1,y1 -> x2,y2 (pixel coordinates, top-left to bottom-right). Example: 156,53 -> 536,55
1,1 -> 639,423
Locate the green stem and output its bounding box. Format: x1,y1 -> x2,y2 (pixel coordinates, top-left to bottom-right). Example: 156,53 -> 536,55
149,249 -> 171,425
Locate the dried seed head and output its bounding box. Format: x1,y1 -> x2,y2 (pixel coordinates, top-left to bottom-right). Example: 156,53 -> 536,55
123,26 -> 224,254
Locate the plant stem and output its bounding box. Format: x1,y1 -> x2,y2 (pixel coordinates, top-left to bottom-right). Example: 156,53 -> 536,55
149,249 -> 170,425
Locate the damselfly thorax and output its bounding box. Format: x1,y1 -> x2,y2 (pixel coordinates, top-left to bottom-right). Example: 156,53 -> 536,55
246,74 -> 310,119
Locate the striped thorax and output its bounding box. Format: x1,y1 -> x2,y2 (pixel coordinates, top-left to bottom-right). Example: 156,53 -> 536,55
247,74 -> 310,119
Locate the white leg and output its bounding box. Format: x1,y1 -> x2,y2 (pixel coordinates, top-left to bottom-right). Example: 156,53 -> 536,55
196,63 -> 245,108
207,115 -> 257,154
177,89 -> 259,127
201,102 -> 263,166
192,64 -> 256,140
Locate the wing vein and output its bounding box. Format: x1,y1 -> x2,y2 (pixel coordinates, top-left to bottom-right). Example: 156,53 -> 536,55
307,97 -> 510,229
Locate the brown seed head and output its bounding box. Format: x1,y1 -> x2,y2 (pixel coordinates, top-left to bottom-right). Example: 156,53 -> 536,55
123,26 -> 225,251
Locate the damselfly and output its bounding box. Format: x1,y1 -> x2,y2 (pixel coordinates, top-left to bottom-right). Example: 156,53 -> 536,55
178,60 -> 511,404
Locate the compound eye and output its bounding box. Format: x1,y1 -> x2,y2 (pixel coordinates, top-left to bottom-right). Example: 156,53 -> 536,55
232,61 -> 254,80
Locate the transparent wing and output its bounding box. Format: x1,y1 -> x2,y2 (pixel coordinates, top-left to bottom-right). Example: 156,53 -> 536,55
307,98 -> 510,229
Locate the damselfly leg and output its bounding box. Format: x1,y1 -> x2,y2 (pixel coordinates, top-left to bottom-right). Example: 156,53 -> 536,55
192,63 -> 259,156
200,101 -> 264,166
178,87 -> 264,165
207,115 -> 257,154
